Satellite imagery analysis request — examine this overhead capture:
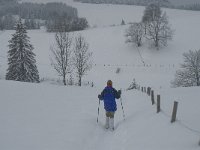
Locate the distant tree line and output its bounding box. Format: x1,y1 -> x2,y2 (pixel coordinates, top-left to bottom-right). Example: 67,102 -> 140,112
0,0 -> 17,5
74,0 -> 200,11
174,3 -> 200,11
74,0 -> 170,7
0,1 -> 88,32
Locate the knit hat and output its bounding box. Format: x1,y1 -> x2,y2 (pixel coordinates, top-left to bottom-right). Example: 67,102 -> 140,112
107,80 -> 112,87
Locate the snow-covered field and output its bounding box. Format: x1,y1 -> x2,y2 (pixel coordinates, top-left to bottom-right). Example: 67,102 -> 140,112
0,80 -> 200,150
0,1 -> 200,150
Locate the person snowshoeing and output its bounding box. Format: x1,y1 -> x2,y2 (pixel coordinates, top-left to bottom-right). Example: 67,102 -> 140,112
98,80 -> 121,130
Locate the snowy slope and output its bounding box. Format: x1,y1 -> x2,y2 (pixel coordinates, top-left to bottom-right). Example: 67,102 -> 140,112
0,1 -> 200,150
0,80 -> 200,150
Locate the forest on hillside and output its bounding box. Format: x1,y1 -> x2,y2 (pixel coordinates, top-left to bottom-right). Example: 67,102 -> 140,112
74,0 -> 170,7
74,0 -> 200,11
0,0 -> 88,32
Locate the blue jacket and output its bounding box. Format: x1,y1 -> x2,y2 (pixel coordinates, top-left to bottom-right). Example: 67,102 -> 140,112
100,86 -> 120,112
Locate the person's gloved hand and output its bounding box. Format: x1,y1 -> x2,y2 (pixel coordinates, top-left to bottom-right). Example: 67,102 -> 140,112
98,94 -> 101,99
118,90 -> 121,95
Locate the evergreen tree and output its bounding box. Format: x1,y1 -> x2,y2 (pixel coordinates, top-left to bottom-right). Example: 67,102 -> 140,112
121,19 -> 125,25
6,19 -> 40,82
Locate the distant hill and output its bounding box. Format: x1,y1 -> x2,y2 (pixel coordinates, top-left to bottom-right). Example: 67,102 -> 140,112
168,0 -> 200,6
169,0 -> 200,10
0,0 -> 17,3
74,0 -> 170,7
0,1 -> 88,31
73,0 -> 200,10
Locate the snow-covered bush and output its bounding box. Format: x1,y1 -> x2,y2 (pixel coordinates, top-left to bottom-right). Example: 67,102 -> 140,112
127,78 -> 138,90
172,50 -> 200,87
116,67 -> 121,74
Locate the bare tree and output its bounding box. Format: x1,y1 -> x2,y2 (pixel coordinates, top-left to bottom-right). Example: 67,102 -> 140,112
51,32 -> 72,85
142,3 -> 173,49
125,22 -> 144,47
142,3 -> 161,35
73,34 -> 92,86
172,50 -> 200,87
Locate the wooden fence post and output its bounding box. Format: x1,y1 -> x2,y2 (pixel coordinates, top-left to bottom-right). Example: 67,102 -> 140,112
171,101 -> 178,123
147,87 -> 151,96
151,90 -> 155,105
157,95 -> 160,113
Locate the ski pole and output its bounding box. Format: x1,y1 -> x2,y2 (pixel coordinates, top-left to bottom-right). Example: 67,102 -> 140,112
120,90 -> 125,120
97,98 -> 100,123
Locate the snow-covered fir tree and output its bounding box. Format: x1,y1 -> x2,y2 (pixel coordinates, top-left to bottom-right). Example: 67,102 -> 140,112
6,19 -> 40,83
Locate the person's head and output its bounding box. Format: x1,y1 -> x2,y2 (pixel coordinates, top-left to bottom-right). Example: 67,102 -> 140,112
107,80 -> 112,87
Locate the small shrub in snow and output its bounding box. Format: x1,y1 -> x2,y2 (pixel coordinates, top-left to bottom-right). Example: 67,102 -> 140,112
116,68 -> 121,74
127,78 -> 138,90
121,19 -> 125,25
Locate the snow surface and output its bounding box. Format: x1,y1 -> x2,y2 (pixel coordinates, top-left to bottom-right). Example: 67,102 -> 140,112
0,1 -> 200,150
0,81 -> 200,150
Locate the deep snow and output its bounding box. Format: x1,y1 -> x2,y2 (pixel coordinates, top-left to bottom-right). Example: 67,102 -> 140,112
0,1 -> 200,150
0,80 -> 200,150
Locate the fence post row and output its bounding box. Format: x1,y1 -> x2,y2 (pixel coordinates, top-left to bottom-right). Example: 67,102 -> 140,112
171,101 -> 178,123
138,85 -> 200,146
